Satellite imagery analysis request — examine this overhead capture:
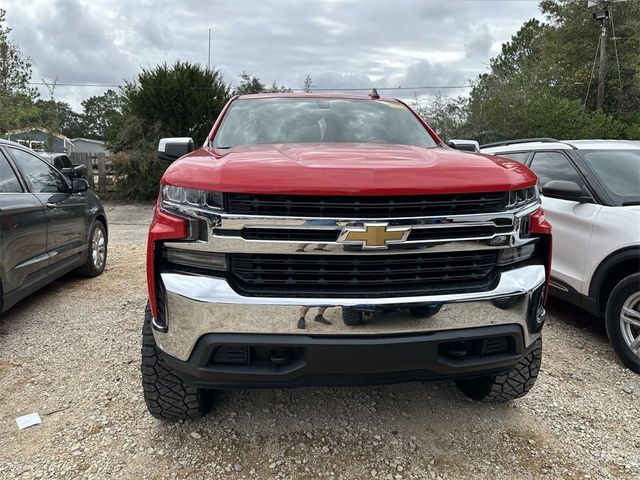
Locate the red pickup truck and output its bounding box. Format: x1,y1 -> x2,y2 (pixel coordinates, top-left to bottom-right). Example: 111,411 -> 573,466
142,93 -> 551,420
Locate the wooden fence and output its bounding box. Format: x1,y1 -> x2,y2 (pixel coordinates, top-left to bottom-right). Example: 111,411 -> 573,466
69,152 -> 114,193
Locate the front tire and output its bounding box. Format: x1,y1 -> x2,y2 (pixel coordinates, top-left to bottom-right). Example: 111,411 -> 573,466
455,338 -> 542,401
75,220 -> 107,277
605,274 -> 640,374
141,304 -> 210,420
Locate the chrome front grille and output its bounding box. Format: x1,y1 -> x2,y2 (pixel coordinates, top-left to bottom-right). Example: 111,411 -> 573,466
215,224 -> 514,243
161,192 -> 541,298
226,192 -> 508,218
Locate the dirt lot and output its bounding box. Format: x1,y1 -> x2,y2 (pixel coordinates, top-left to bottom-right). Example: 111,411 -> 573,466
0,202 -> 638,480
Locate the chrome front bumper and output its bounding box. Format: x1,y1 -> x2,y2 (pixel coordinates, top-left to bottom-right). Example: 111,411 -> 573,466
153,264 -> 546,361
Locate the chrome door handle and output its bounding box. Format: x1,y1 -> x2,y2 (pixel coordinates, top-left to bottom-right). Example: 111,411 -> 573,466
46,202 -> 57,209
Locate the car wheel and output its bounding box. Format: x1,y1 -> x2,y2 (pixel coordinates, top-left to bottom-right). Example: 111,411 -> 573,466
75,220 -> 107,277
455,338 -> 542,401
605,273 -> 640,374
141,303 -> 210,420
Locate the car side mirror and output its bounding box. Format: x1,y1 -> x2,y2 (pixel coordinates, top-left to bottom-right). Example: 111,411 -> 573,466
541,180 -> 582,201
447,139 -> 479,152
72,178 -> 89,193
72,163 -> 88,179
158,137 -> 195,162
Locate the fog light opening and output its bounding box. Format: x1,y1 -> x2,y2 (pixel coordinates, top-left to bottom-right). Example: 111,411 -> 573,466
488,235 -> 509,246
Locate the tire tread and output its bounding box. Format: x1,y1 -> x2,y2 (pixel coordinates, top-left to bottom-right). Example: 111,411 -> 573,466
141,304 -> 209,420
456,338 -> 542,402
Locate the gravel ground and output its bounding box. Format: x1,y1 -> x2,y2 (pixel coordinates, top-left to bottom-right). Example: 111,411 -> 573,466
0,202 -> 638,480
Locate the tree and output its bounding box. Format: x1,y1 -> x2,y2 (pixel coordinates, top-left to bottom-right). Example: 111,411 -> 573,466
464,1 -> 640,142
303,74 -> 314,93
80,89 -> 123,140
466,19 -> 550,142
114,61 -> 230,151
0,8 -> 38,132
540,0 -> 640,115
30,99 -> 83,139
412,93 -> 470,141
109,61 -> 231,200
232,72 -> 291,96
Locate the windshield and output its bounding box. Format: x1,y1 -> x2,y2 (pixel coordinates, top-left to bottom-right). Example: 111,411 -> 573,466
581,149 -> 640,205
213,98 -> 437,149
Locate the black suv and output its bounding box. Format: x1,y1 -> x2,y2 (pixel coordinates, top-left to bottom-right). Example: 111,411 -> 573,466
0,140 -> 108,313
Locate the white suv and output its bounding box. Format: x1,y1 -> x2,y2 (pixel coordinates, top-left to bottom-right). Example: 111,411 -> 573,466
480,139 -> 640,373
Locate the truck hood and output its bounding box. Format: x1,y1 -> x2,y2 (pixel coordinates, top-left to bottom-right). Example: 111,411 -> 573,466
162,143 -> 538,195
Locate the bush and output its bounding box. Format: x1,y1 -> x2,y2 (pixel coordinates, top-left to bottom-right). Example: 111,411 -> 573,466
111,150 -> 168,201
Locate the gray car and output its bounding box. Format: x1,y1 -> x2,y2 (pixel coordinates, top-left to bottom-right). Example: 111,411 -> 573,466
0,139 -> 108,313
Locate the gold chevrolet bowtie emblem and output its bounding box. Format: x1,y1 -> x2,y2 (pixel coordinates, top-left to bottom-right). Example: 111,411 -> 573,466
337,223 -> 412,250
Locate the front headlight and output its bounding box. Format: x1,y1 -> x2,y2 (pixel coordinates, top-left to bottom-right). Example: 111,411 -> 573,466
507,186 -> 539,209
160,185 -> 224,218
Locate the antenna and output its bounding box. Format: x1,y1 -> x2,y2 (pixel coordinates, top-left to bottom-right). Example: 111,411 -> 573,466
207,28 -> 211,70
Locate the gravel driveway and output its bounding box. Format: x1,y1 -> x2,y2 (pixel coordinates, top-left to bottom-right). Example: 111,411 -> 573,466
0,202 -> 638,480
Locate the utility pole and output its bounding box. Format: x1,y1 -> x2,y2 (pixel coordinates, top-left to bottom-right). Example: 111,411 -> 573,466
596,11 -> 608,110
207,28 -> 211,71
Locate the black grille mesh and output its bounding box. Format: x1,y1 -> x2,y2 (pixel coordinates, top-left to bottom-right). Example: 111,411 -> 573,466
229,251 -> 498,297
227,192 -> 508,218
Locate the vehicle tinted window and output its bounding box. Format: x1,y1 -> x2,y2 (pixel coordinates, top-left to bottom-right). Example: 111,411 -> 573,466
530,152 -> 585,189
53,155 -> 71,170
214,98 -> 438,149
496,152 -> 528,163
0,152 -> 23,193
8,148 -> 68,193
582,149 -> 640,205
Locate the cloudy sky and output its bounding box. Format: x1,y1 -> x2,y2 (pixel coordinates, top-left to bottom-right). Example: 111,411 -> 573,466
3,0 -> 543,110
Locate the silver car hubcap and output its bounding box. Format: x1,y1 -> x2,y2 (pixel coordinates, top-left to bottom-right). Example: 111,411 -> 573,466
620,291 -> 640,356
92,227 -> 106,270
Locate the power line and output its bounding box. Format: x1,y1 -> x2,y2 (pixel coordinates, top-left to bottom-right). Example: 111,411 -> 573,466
584,34 -> 601,108
26,81 -> 473,91
610,9 -> 624,93
28,82 -> 122,88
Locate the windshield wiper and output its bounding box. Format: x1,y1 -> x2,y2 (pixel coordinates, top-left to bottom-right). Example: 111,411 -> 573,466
622,201 -> 640,206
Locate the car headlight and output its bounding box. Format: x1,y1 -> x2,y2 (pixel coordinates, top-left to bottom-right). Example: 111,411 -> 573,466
507,186 -> 539,209
160,185 -> 224,218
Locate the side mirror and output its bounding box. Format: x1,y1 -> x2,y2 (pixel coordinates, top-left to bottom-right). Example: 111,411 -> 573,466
541,180 -> 582,200
158,137 -> 195,162
447,139 -> 479,152
72,178 -> 88,193
73,163 -> 88,179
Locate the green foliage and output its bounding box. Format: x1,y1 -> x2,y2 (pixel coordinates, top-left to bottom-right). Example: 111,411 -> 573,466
108,61 -> 230,200
412,93 -> 470,141
114,61 -> 230,151
540,0 -> 640,115
232,71 -> 292,95
81,89 -> 123,140
0,8 -> 38,133
528,97 -> 630,139
460,0 -> 640,143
